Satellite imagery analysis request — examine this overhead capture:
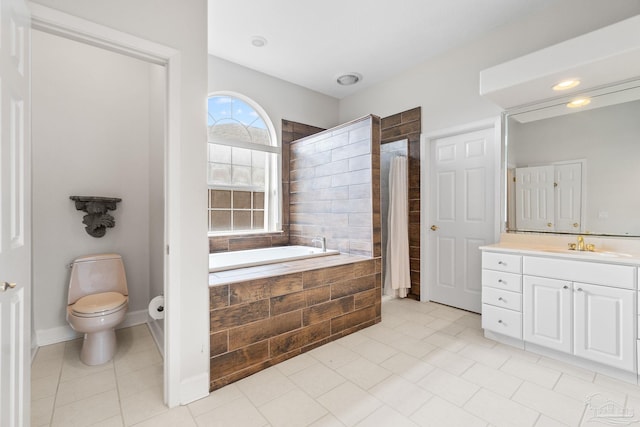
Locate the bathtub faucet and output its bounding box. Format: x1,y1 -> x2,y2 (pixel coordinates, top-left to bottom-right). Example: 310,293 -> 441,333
312,236 -> 326,252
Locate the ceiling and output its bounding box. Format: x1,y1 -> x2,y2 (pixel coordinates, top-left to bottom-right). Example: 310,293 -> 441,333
208,0 -> 555,99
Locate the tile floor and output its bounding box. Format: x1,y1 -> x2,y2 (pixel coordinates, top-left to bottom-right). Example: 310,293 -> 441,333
31,298 -> 640,427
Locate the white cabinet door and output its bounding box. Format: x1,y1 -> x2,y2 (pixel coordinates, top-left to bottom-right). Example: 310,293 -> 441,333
523,276 -> 572,353
574,282 -> 635,372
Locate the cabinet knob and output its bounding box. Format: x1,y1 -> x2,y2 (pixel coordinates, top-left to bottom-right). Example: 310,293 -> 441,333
498,261 -> 505,265
577,288 -> 583,292
573,223 -> 579,228
498,320 -> 503,324
547,223 -> 553,227
498,297 -> 504,301
563,285 -> 568,289
498,279 -> 504,283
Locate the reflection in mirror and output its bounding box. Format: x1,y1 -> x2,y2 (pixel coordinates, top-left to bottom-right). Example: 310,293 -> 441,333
505,81 -> 640,237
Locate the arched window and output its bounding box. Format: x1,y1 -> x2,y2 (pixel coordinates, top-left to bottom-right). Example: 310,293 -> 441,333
207,93 -> 280,234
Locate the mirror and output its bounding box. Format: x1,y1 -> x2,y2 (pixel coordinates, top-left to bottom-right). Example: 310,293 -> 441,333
505,80 -> 640,237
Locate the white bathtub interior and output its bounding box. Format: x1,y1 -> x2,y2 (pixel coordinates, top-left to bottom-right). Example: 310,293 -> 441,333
209,245 -> 340,272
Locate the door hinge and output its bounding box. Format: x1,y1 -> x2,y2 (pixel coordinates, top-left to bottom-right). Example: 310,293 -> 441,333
512,177 -> 516,182
166,245 -> 170,255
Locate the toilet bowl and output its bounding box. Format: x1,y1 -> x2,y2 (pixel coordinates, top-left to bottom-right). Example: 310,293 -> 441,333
66,254 -> 129,365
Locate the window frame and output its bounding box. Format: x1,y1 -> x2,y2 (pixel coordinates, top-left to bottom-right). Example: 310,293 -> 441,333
207,91 -> 281,236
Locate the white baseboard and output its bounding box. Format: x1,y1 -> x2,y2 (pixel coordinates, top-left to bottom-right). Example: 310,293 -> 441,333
180,372 -> 210,405
147,316 -> 164,358
35,309 -> 148,347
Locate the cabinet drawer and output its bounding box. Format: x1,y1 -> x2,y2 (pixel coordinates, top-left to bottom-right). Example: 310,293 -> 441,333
523,256 -> 636,289
482,287 -> 522,312
482,252 -> 522,274
482,269 -> 522,293
482,304 -> 522,339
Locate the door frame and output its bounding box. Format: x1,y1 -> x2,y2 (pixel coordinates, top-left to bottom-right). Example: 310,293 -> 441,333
30,4 -> 182,406
420,117 -> 502,302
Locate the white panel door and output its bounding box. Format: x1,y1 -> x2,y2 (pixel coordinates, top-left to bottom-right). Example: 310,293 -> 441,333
0,0 -> 30,425
554,162 -> 582,232
428,128 -> 496,313
574,282 -> 634,372
523,276 -> 572,353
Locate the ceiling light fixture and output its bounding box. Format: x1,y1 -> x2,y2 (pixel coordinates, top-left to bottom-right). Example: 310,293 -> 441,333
553,79 -> 580,91
336,73 -> 362,86
251,36 -> 267,48
566,98 -> 591,108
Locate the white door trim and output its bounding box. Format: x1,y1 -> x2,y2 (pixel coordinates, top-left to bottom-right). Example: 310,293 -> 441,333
29,4 -> 182,407
420,117 -> 502,302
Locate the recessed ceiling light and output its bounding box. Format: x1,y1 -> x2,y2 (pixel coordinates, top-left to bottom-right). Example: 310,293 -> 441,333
251,36 -> 267,48
553,79 -> 580,91
566,98 -> 591,108
336,73 -> 362,86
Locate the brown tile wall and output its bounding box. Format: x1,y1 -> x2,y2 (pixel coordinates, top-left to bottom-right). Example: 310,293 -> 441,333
288,116 -> 382,258
209,258 -> 382,391
381,107 -> 421,300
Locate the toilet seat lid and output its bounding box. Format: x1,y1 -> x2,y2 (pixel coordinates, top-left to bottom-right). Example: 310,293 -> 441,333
71,292 -> 127,315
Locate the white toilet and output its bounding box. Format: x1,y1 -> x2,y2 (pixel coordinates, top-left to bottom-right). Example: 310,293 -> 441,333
66,253 -> 129,365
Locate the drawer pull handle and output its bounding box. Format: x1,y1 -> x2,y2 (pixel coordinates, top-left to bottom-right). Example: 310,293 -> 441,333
498,297 -> 504,301
498,261 -> 505,265
563,285 -> 568,289
577,288 -> 583,292
498,279 -> 504,283
498,320 -> 503,324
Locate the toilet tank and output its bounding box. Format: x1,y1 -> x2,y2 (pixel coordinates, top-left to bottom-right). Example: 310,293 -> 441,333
68,253 -> 128,305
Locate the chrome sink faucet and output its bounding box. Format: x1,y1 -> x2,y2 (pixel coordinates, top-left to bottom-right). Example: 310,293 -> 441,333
312,236 -> 326,252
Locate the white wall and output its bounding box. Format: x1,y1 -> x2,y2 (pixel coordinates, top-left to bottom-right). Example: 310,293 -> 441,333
32,30 -> 157,337
208,55 -> 340,135
30,0 -> 209,405
338,0 -> 640,133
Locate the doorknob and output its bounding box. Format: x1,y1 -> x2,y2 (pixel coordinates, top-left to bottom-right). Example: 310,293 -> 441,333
430,225 -> 438,231
1,282 -> 17,292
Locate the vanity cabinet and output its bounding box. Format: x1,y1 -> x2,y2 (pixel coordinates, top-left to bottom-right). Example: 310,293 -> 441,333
481,252 -> 523,339
523,276 -> 572,353
482,249 -> 638,374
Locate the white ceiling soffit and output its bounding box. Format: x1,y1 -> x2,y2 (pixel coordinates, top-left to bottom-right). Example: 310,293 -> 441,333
480,14 -> 640,110
208,0 -> 554,99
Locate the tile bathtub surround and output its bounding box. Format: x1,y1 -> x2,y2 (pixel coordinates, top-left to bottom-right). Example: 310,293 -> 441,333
289,115 -> 382,259
381,107 -> 421,300
209,257 -> 382,391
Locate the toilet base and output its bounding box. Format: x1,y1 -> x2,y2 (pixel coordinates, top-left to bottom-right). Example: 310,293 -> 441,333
80,329 -> 116,365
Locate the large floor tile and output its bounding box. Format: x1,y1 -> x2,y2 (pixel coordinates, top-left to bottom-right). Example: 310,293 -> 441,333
259,388 -> 327,427
379,352 -> 435,383
51,389 -> 121,427
369,375 -> 433,416
336,357 -> 392,390
411,396 -> 487,427
309,341 -> 360,369
317,382 -> 382,426
512,381 -> 586,426
354,405 -> 419,427
130,406 -> 196,427
55,368 -> 117,407
461,362 -> 523,398
417,367 -> 479,407
290,362 -> 347,397
187,383 -> 244,418
464,388 -> 539,427
120,385 -> 168,426
236,366 -> 297,406
31,396 -> 55,427
348,338 -> 398,364
275,353 -> 318,376
500,358 -> 561,389
421,348 -> 475,376
194,396 -> 268,427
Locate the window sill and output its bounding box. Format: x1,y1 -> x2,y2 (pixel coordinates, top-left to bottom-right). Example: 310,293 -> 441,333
208,230 -> 284,238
